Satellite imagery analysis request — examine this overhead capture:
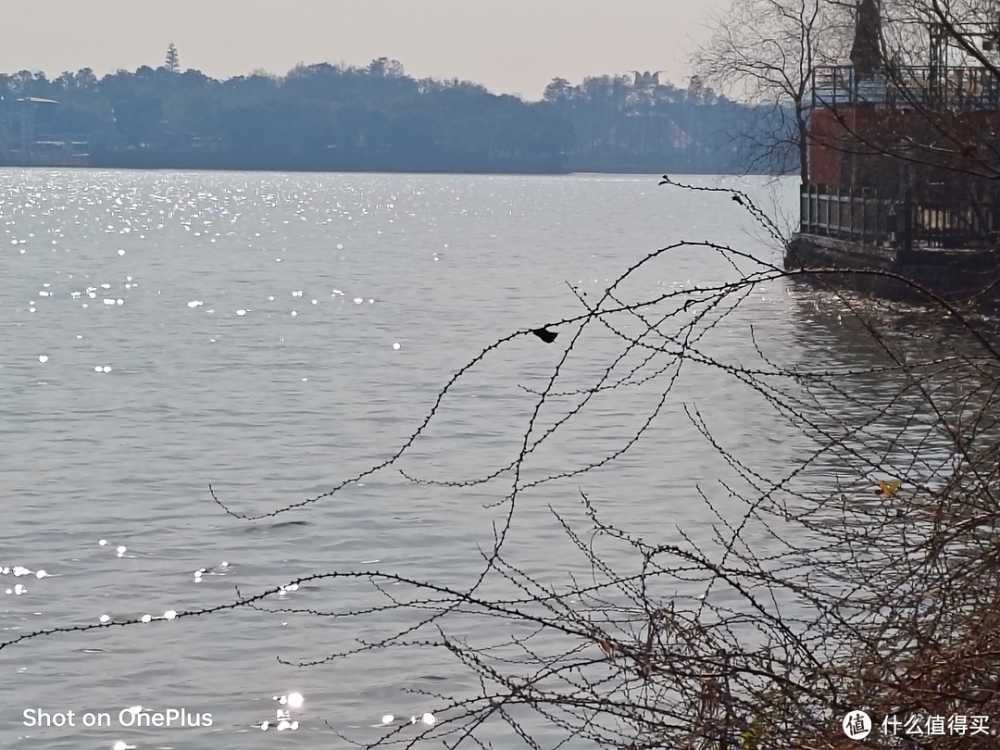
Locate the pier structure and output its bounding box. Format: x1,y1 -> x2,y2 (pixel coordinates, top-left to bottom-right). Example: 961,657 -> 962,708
788,0 -> 1000,298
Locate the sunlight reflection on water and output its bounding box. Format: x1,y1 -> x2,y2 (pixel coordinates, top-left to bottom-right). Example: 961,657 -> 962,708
0,169 -> 914,749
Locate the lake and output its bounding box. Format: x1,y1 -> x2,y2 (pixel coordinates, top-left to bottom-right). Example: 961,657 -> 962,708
0,169 -> 910,748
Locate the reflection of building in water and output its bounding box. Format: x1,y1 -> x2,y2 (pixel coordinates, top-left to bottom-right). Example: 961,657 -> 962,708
0,96 -> 91,167
783,286 -> 988,490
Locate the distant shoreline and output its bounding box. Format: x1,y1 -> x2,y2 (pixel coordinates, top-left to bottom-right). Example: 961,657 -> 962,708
1,60 -> 783,179
0,162 -> 784,178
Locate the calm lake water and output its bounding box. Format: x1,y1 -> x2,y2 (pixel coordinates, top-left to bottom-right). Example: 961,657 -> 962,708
0,169 -> 911,748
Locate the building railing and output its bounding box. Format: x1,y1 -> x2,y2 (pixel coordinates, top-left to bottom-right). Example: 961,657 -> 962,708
812,65 -> 1000,112
912,198 -> 999,248
800,183 -> 1000,251
800,184 -> 899,246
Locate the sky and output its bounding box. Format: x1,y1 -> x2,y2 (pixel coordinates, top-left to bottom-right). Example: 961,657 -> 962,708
1,0 -> 729,100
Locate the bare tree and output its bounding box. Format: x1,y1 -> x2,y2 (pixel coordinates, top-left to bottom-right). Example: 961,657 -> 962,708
695,0 -> 854,181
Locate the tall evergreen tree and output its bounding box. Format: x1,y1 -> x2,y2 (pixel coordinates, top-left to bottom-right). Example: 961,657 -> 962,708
164,43 -> 180,73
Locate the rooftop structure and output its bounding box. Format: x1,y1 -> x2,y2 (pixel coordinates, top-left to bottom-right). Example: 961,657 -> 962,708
813,0 -> 1000,112
849,0 -> 882,81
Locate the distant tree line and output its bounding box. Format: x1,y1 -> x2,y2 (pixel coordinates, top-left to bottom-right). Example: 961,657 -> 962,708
542,72 -> 785,173
0,57 -> 786,174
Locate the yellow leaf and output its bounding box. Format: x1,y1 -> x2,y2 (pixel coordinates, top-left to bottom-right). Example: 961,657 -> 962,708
878,479 -> 902,496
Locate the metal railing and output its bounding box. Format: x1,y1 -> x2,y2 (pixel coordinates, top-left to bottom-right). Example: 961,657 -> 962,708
912,199 -> 999,248
800,184 -> 899,245
800,183 -> 1000,251
812,65 -> 1000,112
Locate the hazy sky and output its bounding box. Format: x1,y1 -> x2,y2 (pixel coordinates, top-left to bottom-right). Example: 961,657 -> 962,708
2,0 -> 728,99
